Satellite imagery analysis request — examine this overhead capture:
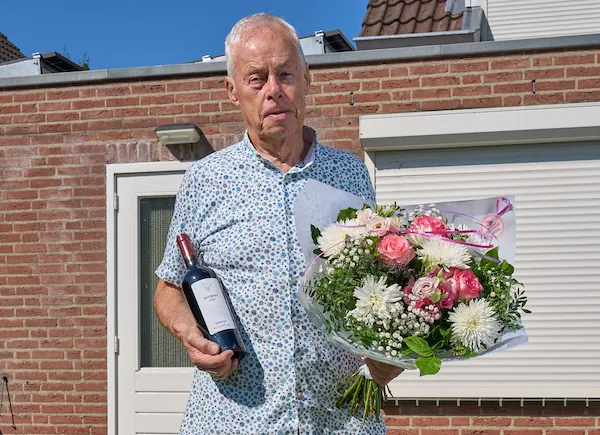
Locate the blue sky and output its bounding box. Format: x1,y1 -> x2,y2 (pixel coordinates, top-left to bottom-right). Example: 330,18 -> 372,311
1,0 -> 367,70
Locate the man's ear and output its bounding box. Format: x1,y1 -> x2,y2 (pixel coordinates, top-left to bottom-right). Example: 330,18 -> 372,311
303,64 -> 311,95
226,77 -> 240,106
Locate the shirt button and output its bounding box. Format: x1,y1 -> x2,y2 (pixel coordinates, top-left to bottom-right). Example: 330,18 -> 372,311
291,315 -> 298,323
286,208 -> 293,215
290,277 -> 298,285
287,242 -> 294,250
296,392 -> 304,400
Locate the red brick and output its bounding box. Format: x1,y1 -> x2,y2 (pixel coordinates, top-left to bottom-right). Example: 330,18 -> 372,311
450,61 -> 489,73
39,123 -> 71,134
106,97 -> 139,107
174,92 -> 210,102
382,78 -> 420,89
412,417 -> 450,426
503,432 -> 543,435
578,78 -> 600,89
524,93 -> 565,104
525,68 -> 565,80
566,90 -> 600,102
462,430 -> 500,435
323,82 -> 360,93
450,417 -> 470,426
141,95 -> 174,105
387,430 -> 419,435
97,86 -> 131,97
72,100 -> 105,110
491,58 -> 530,70
132,83 -> 165,94
202,78 -> 225,89
314,94 -> 350,105
353,92 -> 391,103
471,417 -> 511,426
39,101 -> 72,112
504,95 -> 523,106
343,104 -> 381,115
483,71 -> 524,83
166,81 -> 201,92
567,66 -> 600,77
351,68 -> 389,79
453,85 -> 492,97
422,76 -> 460,87
420,430 -> 459,435
13,113 -> 45,123
493,82 -> 531,93
313,71 -> 350,81
413,88 -> 451,99
553,417 -> 595,426
554,53 -> 596,66
411,63 -> 449,75
461,97 -> 503,108
545,431 -> 586,435
47,112 -> 79,122
535,80 -> 576,91
514,417 -> 553,427
14,92 -> 46,102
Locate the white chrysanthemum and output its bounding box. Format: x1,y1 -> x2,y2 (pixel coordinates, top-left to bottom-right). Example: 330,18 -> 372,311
349,275 -> 403,325
416,237 -> 472,271
449,299 -> 501,353
449,223 -> 489,254
317,219 -> 366,258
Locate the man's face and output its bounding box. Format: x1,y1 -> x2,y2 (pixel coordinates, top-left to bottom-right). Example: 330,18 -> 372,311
226,27 -> 310,144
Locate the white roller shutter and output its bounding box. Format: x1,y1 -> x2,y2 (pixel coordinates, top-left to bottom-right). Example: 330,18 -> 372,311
487,0 -> 600,40
377,141 -> 600,399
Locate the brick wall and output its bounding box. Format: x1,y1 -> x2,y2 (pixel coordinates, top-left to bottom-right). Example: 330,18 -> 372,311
0,47 -> 599,434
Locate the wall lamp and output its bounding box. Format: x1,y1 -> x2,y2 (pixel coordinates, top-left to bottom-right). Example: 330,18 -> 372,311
155,124 -> 202,145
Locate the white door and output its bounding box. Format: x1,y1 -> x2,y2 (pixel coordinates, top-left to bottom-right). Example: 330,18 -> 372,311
115,172 -> 194,435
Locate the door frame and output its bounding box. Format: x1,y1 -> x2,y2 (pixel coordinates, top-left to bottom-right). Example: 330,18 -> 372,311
106,161 -> 192,435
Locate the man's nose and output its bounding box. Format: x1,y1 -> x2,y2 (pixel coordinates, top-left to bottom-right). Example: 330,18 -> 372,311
265,75 -> 282,100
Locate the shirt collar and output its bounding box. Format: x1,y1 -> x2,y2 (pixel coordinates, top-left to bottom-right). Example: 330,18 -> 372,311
242,126 -> 319,172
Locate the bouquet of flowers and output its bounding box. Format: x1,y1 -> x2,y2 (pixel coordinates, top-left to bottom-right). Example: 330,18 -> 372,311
298,194 -> 529,423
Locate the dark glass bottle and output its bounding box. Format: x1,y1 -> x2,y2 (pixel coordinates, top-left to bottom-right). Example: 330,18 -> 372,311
176,234 -> 246,360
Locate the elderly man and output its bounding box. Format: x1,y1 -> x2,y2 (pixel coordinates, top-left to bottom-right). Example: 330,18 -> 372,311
154,13 -> 403,434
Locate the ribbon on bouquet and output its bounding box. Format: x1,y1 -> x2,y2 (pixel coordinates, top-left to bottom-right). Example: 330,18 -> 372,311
303,198 -> 514,277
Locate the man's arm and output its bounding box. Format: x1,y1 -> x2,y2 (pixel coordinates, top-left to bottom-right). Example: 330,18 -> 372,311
153,279 -> 238,379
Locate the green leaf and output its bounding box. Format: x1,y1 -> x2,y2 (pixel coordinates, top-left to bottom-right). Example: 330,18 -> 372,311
440,326 -> 452,337
481,247 -> 499,267
403,336 -> 433,357
310,224 -> 322,246
430,290 -> 442,303
313,247 -> 323,255
500,260 -> 515,276
337,207 -> 358,222
416,356 -> 442,376
463,350 -> 477,359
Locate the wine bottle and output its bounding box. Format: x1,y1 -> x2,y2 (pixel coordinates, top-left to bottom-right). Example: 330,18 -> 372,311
176,234 -> 246,360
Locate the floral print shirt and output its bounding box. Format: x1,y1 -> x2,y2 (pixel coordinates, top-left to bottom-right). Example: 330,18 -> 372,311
156,127 -> 384,434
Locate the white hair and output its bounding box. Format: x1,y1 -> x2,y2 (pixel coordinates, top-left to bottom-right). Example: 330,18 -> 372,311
225,13 -> 306,77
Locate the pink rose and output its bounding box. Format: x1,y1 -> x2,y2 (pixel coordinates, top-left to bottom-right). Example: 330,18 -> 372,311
377,234 -> 415,265
441,267 -> 482,302
411,276 -> 439,300
409,215 -> 448,235
366,217 -> 392,236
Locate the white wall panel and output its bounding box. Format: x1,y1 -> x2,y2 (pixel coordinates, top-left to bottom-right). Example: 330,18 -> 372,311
487,0 -> 600,40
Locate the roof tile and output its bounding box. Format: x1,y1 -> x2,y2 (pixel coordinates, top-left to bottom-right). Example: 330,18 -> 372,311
360,0 -> 464,37
0,32 -> 25,63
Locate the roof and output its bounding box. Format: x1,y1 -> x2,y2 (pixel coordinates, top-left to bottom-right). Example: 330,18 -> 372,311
0,32 -> 25,63
360,0 -> 464,37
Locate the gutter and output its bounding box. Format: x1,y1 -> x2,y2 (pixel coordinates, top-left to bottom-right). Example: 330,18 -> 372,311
1,33 -> 600,90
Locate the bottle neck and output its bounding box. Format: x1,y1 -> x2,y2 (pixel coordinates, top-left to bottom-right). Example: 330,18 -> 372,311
176,233 -> 204,270
184,254 -> 201,270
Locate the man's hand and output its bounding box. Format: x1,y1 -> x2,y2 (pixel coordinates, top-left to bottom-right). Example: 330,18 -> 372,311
364,358 -> 404,386
154,279 -> 238,380
181,324 -> 239,379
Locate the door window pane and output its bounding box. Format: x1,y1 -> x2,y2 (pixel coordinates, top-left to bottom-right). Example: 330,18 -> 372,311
139,197 -> 193,368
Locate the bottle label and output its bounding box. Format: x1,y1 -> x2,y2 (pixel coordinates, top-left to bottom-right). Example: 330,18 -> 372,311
191,278 -> 236,335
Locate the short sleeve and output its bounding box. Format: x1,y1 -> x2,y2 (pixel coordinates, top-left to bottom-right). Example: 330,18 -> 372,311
155,165 -> 202,288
